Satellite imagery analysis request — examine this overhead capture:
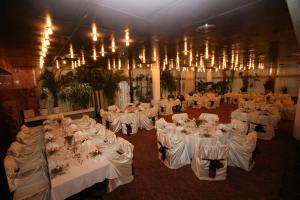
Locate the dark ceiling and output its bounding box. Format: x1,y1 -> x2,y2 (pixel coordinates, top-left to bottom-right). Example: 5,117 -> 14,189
0,0 -> 299,67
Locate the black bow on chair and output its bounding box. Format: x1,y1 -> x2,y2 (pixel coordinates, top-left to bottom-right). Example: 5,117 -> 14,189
106,121 -> 110,129
151,117 -> 156,125
158,141 -> 168,161
254,124 -> 266,133
126,124 -> 132,136
203,159 -> 224,178
160,106 -> 165,113
210,101 -> 214,107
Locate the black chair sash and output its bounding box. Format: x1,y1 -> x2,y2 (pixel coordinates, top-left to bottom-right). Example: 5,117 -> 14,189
253,123 -> 266,133
160,106 -> 165,112
158,141 -> 168,161
203,159 -> 224,178
194,101 -> 197,105
126,124 -> 132,136
151,117 -> 156,125
106,121 -> 110,129
209,101 -> 214,107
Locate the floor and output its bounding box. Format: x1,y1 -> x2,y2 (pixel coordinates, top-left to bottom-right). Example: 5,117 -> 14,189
66,104 -> 299,200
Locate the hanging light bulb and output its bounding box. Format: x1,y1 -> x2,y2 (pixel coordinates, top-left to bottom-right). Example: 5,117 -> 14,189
153,47 -> 157,62
81,51 -> 85,65
125,28 -> 130,46
211,51 -> 215,67
184,36 -> 188,55
189,48 -> 193,66
165,47 -> 168,65
133,58 -> 136,69
142,47 -> 146,63
118,58 -> 121,70
111,35 -> 116,53
39,56 -> 44,69
74,61 -> 78,68
176,51 -> 180,70
78,59 -> 81,67
127,59 -> 130,70
46,15 -> 53,35
108,59 -> 111,70
71,61 -> 74,69
92,22 -> 98,42
205,40 -> 209,59
63,60 -> 66,65
113,58 -> 116,69
222,49 -> 226,69
101,43 -> 105,57
93,46 -> 97,60
70,44 -> 74,59
56,60 -> 60,69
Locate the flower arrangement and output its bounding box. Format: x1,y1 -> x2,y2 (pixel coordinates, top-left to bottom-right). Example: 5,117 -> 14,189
49,161 -> 67,176
46,143 -> 60,155
89,149 -> 101,157
195,119 -> 204,127
64,135 -> 73,145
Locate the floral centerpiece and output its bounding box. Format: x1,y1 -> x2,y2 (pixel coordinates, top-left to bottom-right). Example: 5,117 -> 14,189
89,149 -> 102,157
195,119 -> 204,127
46,142 -> 60,155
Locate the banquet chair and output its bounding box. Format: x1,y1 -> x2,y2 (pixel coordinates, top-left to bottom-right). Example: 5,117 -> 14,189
205,99 -> 217,109
191,144 -> 228,181
140,102 -> 151,109
100,109 -> 106,125
108,105 -> 118,111
171,113 -> 189,123
120,113 -> 139,135
146,105 -> 159,125
107,137 -> 134,192
248,115 -> 274,140
198,113 -> 219,123
156,130 -> 190,169
139,112 -> 154,130
111,115 -> 122,133
227,131 -> 257,171
231,119 -> 249,135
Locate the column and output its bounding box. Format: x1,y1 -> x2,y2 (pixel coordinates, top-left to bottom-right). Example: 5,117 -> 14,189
207,69 -> 212,82
152,41 -> 160,105
293,87 -> 300,140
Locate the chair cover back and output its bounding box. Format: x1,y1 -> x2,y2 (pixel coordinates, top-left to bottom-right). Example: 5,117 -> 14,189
172,113 -> 189,123
227,131 -> 257,171
191,144 -> 228,181
231,119 -> 249,135
120,113 -> 138,135
156,131 -> 190,169
198,113 -> 219,123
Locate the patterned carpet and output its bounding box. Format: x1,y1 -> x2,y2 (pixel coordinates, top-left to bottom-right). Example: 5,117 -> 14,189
68,104 -> 299,200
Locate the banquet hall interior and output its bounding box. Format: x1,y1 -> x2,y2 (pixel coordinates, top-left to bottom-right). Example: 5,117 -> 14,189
1,0 -> 300,199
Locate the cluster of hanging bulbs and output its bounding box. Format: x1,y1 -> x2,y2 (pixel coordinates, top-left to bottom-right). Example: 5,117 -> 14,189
39,15 -> 53,69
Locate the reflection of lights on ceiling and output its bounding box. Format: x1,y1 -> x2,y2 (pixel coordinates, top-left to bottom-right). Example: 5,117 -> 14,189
152,47 -> 157,62
113,58 -> 116,69
211,51 -> 215,67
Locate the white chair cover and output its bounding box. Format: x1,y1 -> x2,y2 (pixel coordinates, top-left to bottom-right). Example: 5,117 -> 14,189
171,113 -> 189,123
156,131 -> 190,169
108,105 -> 118,111
139,112 -> 154,130
198,113 -> 219,123
191,144 -> 228,181
227,131 -> 257,171
120,113 -> 139,135
231,119 -> 249,135
107,137 -> 134,192
100,109 -> 106,126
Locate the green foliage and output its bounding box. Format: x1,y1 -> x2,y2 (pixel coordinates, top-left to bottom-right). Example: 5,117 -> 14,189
69,83 -> 91,108
281,86 -> 288,94
238,72 -> 260,92
213,80 -> 231,95
197,80 -> 208,93
161,71 -> 176,93
263,76 -> 274,93
40,69 -> 74,107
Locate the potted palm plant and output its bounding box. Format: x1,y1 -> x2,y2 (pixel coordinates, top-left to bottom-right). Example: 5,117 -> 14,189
39,88 -> 49,116
39,69 -> 74,114
69,83 -> 92,109
161,71 -> 176,97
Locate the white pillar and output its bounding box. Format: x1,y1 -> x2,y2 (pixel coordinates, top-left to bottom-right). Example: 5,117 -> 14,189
152,66 -> 160,104
207,69 -> 212,82
293,87 -> 300,140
